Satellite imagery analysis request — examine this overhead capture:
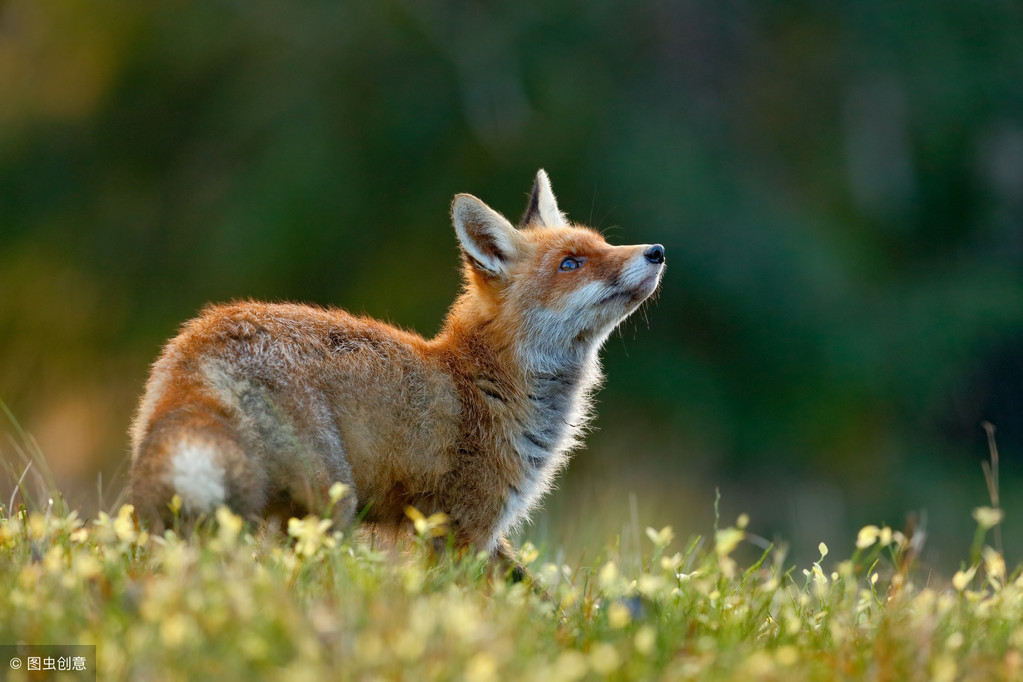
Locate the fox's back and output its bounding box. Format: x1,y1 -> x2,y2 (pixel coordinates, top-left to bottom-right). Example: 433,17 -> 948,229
131,301 -> 460,521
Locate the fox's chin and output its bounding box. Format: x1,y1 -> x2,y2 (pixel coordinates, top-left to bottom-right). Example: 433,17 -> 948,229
635,272 -> 662,299
586,289 -> 659,336
599,273 -> 661,307
623,275 -> 662,315
595,281 -> 654,307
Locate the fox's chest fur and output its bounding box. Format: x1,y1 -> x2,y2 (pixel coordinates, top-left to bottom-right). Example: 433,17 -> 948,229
496,364 -> 596,537
129,169 -> 663,563
453,342 -> 599,544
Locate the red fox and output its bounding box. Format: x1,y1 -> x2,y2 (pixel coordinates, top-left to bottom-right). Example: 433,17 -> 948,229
129,170 -> 664,566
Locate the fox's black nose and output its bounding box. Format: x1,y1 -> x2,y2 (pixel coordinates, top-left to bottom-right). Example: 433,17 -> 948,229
644,244 -> 665,264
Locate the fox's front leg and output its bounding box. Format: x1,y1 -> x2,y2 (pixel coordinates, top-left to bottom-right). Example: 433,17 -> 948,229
492,536 -> 564,613
492,536 -> 530,583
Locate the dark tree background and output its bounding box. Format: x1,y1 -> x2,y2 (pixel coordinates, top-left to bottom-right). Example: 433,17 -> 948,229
2,0 -> 1022,566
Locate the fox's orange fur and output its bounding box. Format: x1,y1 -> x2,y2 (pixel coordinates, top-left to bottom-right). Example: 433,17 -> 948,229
130,170 -> 664,565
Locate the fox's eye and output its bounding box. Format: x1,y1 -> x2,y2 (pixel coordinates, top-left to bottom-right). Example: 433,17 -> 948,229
559,257 -> 583,272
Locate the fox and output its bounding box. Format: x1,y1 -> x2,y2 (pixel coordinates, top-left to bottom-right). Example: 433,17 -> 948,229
129,169 -> 665,569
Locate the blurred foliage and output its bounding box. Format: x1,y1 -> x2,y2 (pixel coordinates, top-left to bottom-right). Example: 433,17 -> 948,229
1,0 -> 1022,565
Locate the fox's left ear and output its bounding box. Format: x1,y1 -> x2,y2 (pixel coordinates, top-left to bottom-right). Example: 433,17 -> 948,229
452,194 -> 523,278
519,169 -> 567,228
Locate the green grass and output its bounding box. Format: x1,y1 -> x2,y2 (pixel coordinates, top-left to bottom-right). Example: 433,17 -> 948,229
1,488 -> 1021,682
1,405 -> 1019,681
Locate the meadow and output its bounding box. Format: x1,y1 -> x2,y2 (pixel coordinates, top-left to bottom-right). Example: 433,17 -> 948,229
1,416 -> 1020,682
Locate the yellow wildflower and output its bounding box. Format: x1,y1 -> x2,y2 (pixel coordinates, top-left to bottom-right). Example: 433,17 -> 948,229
607,601 -> 631,629
517,541 -> 540,566
465,652 -> 498,682
287,516 -> 334,557
715,527 -> 744,556
660,552 -> 683,573
856,525 -> 880,549
553,650 -> 588,682
634,625 -> 657,655
215,506 -> 244,547
953,565 -> 977,592
404,506 -> 449,538
328,482 -> 349,504
589,643 -> 620,674
113,504 -> 137,543
973,506 -> 1004,530
983,546 -> 1006,587
645,525 -> 674,547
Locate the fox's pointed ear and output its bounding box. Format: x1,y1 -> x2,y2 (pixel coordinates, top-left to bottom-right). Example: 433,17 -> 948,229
519,169 -> 566,228
452,194 -> 523,278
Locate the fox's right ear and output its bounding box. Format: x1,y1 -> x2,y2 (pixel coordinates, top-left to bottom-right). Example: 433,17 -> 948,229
519,169 -> 566,228
452,194 -> 523,278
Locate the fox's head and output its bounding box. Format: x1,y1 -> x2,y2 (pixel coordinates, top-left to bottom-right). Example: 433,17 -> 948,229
449,170 -> 665,373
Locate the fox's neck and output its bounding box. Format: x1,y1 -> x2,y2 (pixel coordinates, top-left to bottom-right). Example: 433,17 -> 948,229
434,295 -> 603,467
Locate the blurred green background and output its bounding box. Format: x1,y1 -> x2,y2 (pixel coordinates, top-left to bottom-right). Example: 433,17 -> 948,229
2,0 -> 1022,569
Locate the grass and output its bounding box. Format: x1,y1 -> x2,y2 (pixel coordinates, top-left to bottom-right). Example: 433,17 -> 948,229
1,492 -> 1021,681
1,409 -> 1021,681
